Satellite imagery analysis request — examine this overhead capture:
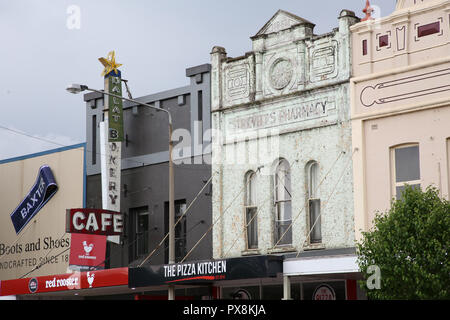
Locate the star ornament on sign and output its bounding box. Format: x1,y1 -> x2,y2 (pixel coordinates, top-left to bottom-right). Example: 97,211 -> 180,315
98,51 -> 122,77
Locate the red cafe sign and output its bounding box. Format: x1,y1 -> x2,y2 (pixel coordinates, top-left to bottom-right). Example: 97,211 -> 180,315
66,208 -> 123,236
0,267 -> 128,296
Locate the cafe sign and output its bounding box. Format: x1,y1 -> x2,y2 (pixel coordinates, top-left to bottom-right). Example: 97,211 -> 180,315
65,208 -> 123,236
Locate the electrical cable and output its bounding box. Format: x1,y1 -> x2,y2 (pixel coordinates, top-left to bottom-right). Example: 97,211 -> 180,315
137,172 -> 216,267
0,124 -> 212,173
271,149 -> 346,249
180,169 -> 252,263
221,145 -> 347,257
17,232 -> 69,279
294,148 -> 357,258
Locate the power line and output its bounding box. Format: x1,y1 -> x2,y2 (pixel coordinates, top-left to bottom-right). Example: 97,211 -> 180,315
18,232 -> 70,279
0,123 -> 212,177
295,148 -> 356,257
16,174 -> 215,276
221,140 -> 350,257
271,149 -> 346,249
0,125 -> 68,148
180,169 -> 252,263
137,172 -> 216,267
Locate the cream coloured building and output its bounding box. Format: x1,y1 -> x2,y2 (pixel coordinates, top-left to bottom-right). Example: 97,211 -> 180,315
350,0 -> 450,240
0,144 -> 85,281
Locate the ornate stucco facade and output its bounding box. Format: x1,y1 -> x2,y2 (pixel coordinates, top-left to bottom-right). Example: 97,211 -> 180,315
211,9 -> 360,259
350,0 -> 450,240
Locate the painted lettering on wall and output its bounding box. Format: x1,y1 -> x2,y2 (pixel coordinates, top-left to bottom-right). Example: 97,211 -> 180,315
0,236 -> 70,271
228,99 -> 331,132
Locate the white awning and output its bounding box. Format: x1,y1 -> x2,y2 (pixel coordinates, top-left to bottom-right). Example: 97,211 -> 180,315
283,255 -> 359,276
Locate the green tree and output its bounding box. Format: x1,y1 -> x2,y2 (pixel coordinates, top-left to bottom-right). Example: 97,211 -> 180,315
357,185 -> 450,299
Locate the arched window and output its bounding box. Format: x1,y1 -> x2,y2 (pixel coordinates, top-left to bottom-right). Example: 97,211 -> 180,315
245,171 -> 258,249
306,161 -> 321,244
274,159 -> 292,245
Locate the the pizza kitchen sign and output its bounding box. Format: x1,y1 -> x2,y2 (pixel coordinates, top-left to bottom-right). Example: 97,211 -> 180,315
163,260 -> 227,282
129,255 -> 283,287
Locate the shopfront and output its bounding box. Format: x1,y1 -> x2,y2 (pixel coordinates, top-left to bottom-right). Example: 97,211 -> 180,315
0,144 -> 86,281
128,255 -> 285,300
282,249 -> 364,300
0,267 -> 129,299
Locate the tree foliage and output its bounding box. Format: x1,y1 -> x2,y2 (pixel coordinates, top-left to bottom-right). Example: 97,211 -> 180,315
357,186 -> 450,299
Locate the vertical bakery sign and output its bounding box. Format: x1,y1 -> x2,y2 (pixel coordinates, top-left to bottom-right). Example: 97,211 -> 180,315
98,51 -> 123,244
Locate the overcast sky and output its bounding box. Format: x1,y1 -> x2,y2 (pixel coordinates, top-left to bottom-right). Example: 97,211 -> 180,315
0,0 -> 397,161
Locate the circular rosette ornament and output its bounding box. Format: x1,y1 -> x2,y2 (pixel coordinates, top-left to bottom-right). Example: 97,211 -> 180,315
269,58 -> 293,90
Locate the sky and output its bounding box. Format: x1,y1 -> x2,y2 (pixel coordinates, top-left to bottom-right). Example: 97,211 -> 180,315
0,0 -> 397,161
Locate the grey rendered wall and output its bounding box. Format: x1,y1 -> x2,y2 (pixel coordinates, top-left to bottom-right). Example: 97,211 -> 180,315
84,64 -> 212,267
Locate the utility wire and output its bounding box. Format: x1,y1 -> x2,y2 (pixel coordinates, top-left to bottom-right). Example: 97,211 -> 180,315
295,148 -> 356,257
87,173 -> 215,269
19,247 -> 71,279
18,172 -> 215,276
271,149 -> 346,249
137,172 -> 216,267
0,123 -> 154,169
180,169 -> 252,263
221,145 -> 347,257
17,232 -> 69,279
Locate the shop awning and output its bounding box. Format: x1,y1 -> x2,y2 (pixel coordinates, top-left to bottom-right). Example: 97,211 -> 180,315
0,267 -> 128,296
129,255 -> 283,288
283,254 -> 359,276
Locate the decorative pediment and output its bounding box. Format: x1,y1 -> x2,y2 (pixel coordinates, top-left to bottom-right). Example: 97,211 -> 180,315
254,9 -> 314,37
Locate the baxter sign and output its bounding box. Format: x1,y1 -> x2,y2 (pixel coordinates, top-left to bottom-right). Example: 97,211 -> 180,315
66,209 -> 123,236
10,165 -> 58,234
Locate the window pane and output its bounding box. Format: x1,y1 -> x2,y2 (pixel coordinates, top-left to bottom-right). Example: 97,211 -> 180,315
277,201 -> 292,221
137,212 -> 148,256
275,220 -> 292,245
246,207 -> 258,249
309,199 -> 321,243
396,184 -> 421,200
308,162 -> 318,198
362,39 -> 368,56
395,146 -> 420,182
379,35 -> 389,47
175,201 -> 187,261
274,160 -> 292,245
275,160 -> 291,201
418,21 -> 440,38
246,172 -> 256,206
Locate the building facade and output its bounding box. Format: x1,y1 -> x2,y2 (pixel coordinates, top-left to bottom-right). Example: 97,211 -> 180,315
0,144 -> 86,282
210,9 -> 363,299
350,0 -> 450,240
84,64 -> 213,269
